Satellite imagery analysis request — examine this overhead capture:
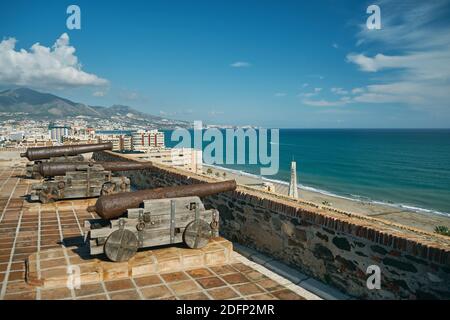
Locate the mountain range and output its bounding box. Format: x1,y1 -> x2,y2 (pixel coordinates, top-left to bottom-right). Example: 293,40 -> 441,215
0,88 -> 189,128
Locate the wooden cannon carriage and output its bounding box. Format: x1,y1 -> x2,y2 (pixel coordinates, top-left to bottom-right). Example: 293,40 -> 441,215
85,180 -> 237,262
86,196 -> 219,262
22,142 -> 113,179
29,161 -> 153,203
25,155 -> 85,179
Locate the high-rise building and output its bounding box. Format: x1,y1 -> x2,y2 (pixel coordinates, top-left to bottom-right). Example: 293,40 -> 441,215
288,160 -> 298,198
48,124 -> 71,143
144,147 -> 202,173
96,134 -> 132,151
132,130 -> 165,151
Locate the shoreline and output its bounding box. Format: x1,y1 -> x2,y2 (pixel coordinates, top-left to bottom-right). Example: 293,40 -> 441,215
202,164 -> 450,233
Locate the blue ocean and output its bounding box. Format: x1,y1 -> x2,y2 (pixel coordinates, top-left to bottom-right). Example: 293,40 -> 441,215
164,129 -> 450,216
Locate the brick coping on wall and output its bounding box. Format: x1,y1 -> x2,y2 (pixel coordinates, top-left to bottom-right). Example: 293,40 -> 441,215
97,151 -> 450,266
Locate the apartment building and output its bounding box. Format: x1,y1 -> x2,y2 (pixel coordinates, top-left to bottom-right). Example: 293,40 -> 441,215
97,134 -> 132,152
132,130 -> 165,151
144,147 -> 202,173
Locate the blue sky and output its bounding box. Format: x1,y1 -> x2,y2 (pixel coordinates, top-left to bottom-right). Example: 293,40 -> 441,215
1,0 -> 450,128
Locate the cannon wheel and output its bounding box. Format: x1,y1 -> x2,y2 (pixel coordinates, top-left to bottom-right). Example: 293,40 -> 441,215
104,229 -> 138,262
40,187 -> 57,204
183,219 -> 212,249
101,182 -> 116,195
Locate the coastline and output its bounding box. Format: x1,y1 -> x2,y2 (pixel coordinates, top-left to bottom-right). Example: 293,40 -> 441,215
202,164 -> 450,233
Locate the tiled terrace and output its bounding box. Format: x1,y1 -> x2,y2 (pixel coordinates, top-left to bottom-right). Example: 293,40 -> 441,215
0,159 -> 320,300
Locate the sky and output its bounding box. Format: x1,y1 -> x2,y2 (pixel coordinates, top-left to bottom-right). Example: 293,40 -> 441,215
1,0 -> 450,128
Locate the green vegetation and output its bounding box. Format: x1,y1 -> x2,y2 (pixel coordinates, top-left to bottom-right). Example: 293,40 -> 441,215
434,225 -> 450,236
206,168 -> 213,174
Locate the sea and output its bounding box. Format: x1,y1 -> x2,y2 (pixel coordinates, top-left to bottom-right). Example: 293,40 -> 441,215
104,129 -> 450,217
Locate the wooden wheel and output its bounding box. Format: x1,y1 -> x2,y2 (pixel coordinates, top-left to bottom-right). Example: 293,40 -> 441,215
40,187 -> 57,203
104,229 -> 138,262
101,182 -> 116,195
183,219 -> 212,249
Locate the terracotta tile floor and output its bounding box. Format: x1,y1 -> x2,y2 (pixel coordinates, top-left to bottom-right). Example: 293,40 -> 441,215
0,160 -> 307,300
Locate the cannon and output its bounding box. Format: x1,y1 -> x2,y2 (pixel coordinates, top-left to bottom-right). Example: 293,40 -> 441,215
37,161 -> 153,178
85,180 -> 237,262
87,180 -> 237,220
29,161 -> 153,203
21,142 -> 113,161
25,155 -> 85,179
23,142 -> 113,179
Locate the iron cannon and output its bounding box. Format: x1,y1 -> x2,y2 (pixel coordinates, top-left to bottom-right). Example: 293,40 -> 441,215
87,180 -> 237,220
21,142 -> 113,161
85,180 -> 237,262
25,154 -> 85,179
23,142 -> 113,179
37,161 -> 153,178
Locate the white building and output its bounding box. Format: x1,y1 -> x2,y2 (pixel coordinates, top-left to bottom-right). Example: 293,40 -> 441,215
96,134 -> 132,151
8,131 -> 24,141
132,130 -> 165,151
145,147 -> 202,173
49,124 -> 71,143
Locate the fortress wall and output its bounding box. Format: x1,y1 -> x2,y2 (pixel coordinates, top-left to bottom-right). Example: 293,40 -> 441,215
94,151 -> 450,299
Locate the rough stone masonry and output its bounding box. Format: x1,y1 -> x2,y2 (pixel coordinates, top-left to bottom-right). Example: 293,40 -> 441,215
94,151 -> 450,299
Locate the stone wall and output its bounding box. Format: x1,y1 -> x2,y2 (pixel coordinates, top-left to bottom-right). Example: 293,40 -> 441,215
94,151 -> 450,299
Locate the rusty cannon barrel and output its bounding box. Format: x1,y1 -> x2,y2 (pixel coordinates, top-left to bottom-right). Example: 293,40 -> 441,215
88,180 -> 237,220
37,161 -> 154,177
20,142 -> 113,161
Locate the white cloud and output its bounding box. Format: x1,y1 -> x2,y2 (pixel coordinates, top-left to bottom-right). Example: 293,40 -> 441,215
93,90 -> 106,97
351,87 -> 364,94
298,87 -> 322,98
331,87 -> 348,95
302,99 -> 346,107
332,43 -> 339,49
347,0 -> 450,107
274,92 -> 287,97
0,33 -> 108,89
230,61 -> 251,68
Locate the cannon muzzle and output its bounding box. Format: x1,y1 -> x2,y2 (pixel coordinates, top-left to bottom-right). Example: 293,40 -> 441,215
37,161 -> 154,177
88,180 -> 237,219
20,142 -> 113,161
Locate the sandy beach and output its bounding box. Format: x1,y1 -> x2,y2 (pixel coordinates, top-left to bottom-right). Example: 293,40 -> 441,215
202,164 -> 450,233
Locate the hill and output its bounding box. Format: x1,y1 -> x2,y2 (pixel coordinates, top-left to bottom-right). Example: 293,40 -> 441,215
0,88 -> 189,129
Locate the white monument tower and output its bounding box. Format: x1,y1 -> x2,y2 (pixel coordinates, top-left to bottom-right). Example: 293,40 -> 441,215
288,160 -> 298,199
